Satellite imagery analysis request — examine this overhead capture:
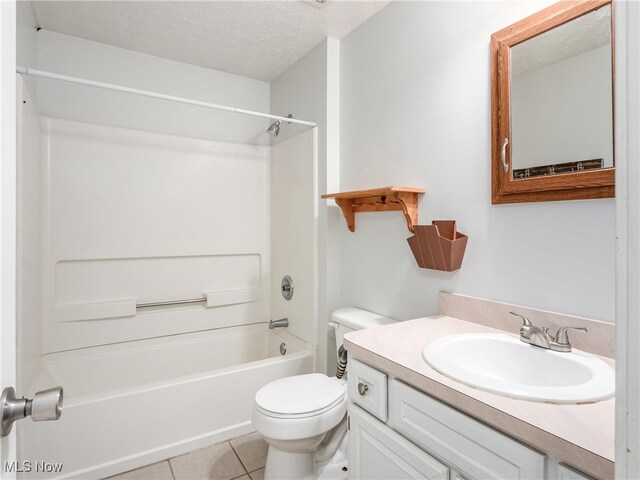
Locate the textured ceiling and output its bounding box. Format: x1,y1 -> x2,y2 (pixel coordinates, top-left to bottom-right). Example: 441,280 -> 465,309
31,0 -> 390,82
512,4 -> 611,77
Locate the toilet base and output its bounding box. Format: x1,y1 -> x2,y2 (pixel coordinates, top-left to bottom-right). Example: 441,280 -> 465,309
264,448 -> 317,480
263,428 -> 349,480
317,430 -> 348,480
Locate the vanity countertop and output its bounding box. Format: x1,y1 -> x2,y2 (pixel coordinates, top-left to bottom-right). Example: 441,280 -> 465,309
343,315 -> 614,479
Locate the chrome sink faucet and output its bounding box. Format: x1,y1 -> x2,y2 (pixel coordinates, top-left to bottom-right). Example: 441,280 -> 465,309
510,312 -> 587,353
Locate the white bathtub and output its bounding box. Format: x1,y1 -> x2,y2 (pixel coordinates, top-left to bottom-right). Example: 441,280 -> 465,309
19,324 -> 313,479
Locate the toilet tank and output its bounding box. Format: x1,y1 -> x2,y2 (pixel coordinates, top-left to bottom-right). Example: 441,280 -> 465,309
330,307 -> 396,357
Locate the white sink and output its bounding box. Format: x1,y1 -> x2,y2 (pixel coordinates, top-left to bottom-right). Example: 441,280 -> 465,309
423,333 -> 615,404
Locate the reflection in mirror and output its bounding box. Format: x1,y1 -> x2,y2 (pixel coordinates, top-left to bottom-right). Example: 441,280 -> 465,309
510,5 -> 613,180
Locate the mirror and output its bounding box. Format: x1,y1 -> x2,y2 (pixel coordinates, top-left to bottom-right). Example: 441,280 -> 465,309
491,0 -> 614,204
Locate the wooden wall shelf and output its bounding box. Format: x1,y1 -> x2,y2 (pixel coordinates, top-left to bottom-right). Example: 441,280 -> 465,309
322,186 -> 425,233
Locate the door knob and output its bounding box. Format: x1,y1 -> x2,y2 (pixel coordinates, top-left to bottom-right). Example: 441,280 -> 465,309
1,386 -> 63,437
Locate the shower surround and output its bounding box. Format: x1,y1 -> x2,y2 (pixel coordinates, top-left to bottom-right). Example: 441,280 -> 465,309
16,60 -> 318,477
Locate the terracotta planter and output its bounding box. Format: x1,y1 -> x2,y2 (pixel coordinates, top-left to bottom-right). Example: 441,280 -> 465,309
407,220 -> 468,272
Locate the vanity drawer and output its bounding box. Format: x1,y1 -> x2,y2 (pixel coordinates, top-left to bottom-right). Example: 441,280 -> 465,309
348,358 -> 388,421
389,380 -> 546,479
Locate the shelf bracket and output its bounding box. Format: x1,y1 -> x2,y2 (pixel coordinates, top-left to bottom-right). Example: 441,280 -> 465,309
396,191 -> 420,233
335,198 -> 356,232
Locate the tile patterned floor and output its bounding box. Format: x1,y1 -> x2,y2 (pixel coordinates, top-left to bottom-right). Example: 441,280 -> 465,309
106,432 -> 268,480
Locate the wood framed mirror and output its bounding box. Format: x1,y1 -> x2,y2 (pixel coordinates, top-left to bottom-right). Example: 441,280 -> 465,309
491,0 -> 615,204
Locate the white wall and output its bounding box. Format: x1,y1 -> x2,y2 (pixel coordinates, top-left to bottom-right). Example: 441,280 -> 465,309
325,39 -> 342,375
270,40 -> 328,147
37,30 -> 271,145
615,0 -> 640,475
40,118 -> 270,353
512,45 -> 614,169
16,1 -> 37,100
338,1 -> 615,323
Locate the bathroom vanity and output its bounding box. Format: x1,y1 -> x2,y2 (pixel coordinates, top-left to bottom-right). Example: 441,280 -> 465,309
343,294 -> 615,480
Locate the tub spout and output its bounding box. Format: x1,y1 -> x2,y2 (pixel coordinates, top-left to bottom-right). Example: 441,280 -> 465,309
269,318 -> 289,329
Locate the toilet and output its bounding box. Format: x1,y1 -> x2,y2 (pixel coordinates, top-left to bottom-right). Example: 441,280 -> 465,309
252,308 -> 396,480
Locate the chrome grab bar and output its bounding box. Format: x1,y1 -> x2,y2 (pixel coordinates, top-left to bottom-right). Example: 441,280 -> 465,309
136,297 -> 206,309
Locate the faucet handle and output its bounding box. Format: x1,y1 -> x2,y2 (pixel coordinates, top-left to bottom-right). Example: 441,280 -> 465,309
510,312 -> 532,326
510,312 -> 534,338
554,326 -> 588,346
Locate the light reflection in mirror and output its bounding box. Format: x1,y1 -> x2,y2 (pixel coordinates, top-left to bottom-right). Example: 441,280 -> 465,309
510,5 -> 613,179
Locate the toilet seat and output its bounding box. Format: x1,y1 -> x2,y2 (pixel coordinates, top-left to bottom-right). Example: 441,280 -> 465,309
255,373 -> 346,419
253,374 -> 347,442
256,395 -> 345,419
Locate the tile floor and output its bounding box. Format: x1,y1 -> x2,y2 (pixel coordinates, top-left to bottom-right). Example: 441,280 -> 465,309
107,432 -> 267,480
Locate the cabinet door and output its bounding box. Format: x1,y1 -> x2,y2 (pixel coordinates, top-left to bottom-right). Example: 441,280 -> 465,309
349,404 -> 449,480
390,380 -> 546,480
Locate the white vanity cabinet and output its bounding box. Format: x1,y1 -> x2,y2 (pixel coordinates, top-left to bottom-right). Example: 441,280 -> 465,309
389,379 -> 544,479
347,358 -> 594,480
349,404 -> 449,479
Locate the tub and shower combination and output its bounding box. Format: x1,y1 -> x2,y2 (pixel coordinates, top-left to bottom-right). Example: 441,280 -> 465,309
15,57 -> 319,478
21,324 -> 313,479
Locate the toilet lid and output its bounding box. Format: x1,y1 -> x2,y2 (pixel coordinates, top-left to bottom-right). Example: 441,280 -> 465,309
255,374 -> 346,416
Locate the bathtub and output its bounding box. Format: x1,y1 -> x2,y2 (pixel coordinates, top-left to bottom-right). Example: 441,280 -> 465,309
19,324 -> 313,479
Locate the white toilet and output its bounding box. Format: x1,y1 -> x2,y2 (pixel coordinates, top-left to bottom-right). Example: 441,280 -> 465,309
252,308 -> 396,480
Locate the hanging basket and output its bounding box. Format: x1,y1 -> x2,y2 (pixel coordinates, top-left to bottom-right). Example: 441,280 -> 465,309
407,220 -> 468,272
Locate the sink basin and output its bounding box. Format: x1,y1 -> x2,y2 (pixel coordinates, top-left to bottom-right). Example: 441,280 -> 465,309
423,333 -> 615,404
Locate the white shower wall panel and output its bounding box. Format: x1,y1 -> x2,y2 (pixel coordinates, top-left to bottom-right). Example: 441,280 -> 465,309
271,129 -> 318,346
55,255 -> 261,307
17,75 -> 42,391
41,118 -> 271,353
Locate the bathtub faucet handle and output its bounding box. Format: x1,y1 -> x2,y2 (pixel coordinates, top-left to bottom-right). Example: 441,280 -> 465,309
269,318 -> 289,329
